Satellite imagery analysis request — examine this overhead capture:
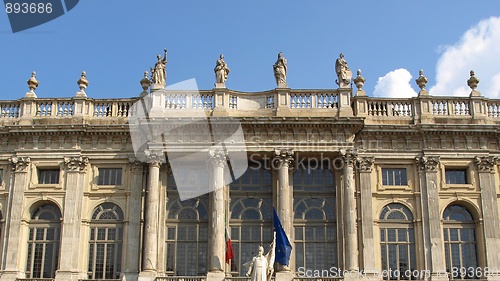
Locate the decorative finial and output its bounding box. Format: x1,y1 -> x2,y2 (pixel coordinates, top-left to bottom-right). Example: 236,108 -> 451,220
415,69 -> 428,90
27,71 -> 39,92
140,71 -> 151,94
467,70 -> 479,90
77,71 -> 89,91
353,69 -> 365,90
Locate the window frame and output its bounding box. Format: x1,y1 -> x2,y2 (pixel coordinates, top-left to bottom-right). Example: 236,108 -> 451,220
376,165 -> 413,191
381,168 -> 408,186
30,163 -> 63,189
440,161 -> 475,190
92,165 -> 125,190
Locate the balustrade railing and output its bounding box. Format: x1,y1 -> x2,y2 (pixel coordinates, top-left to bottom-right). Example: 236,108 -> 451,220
1,100 -> 21,118
156,277 -> 206,281
487,101 -> 500,117
367,99 -> 413,117
431,98 -> 470,116
16,278 -> 55,281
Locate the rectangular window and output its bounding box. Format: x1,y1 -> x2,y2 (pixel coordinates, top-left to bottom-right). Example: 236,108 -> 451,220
38,169 -> 60,184
382,168 -> 407,186
97,168 -> 122,185
445,169 -> 467,184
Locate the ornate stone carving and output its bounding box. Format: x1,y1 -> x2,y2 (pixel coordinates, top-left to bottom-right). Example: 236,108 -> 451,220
467,70 -> 479,90
355,156 -> 374,172
273,52 -> 287,87
353,69 -> 365,91
9,156 -> 31,172
273,148 -> 294,168
415,156 -> 440,172
27,71 -> 39,92
214,54 -> 230,85
415,69 -> 428,90
341,149 -> 357,167
475,156 -> 498,172
208,149 -> 227,168
335,53 -> 352,88
129,158 -> 145,173
77,71 -> 89,91
64,156 -> 89,172
144,149 -> 165,166
151,49 -> 167,88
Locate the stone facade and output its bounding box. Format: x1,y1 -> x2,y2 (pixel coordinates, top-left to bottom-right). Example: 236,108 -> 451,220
0,74 -> 499,281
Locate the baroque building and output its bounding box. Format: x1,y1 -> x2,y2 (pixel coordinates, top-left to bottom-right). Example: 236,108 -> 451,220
0,66 -> 499,281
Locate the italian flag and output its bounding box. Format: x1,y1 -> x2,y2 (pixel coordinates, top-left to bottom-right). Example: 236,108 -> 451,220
225,227 -> 234,264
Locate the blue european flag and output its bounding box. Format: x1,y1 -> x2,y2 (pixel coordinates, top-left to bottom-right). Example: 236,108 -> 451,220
273,207 -> 292,266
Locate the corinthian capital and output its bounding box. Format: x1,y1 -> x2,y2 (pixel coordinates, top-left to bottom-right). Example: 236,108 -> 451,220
416,156 -> 440,172
273,149 -> 294,168
208,148 -> 227,168
475,156 -> 498,173
129,158 -> 146,173
9,156 -> 31,172
64,156 -> 89,172
144,149 -> 165,166
341,149 -> 357,167
356,156 -> 374,172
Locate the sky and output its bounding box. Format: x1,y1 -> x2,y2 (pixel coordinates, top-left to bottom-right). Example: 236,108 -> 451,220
1,1 -> 500,100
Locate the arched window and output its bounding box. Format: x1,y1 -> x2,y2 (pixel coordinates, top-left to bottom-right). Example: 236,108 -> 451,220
165,196 -> 208,276
230,164 -> 272,276
88,203 -> 123,280
379,203 -> 416,280
293,163 -> 336,271
443,205 -> 478,279
26,203 -> 62,278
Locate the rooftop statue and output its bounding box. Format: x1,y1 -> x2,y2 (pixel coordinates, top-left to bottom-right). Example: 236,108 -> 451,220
246,243 -> 275,281
151,49 -> 167,88
273,52 -> 287,87
214,54 -> 230,85
335,53 -> 352,88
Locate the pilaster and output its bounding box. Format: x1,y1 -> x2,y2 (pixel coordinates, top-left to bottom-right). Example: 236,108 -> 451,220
416,156 -> 448,280
1,157 -> 31,280
355,156 -> 379,279
55,157 -> 89,281
475,156 -> 500,279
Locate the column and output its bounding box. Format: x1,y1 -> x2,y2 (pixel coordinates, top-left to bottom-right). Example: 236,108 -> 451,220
342,151 -> 358,271
273,149 -> 294,273
139,151 -> 162,281
0,157 -> 30,280
356,156 -> 377,277
124,159 -> 145,281
207,149 -> 226,281
55,157 -> 89,281
416,156 -> 447,280
475,156 -> 500,279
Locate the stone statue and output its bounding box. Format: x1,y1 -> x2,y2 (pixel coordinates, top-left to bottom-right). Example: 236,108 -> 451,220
151,49 -> 167,87
246,246 -> 272,281
273,52 -> 287,87
214,54 -> 230,84
335,53 -> 352,88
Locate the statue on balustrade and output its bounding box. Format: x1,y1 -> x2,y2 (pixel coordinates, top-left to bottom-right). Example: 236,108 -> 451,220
246,246 -> 273,281
335,53 -> 352,88
273,52 -> 287,87
151,48 -> 167,88
214,54 -> 230,84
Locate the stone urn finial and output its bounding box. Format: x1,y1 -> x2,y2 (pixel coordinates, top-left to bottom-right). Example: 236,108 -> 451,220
416,69 -> 428,90
467,70 -> 479,90
353,69 -> 365,90
141,71 -> 151,91
77,71 -> 89,91
27,71 -> 39,92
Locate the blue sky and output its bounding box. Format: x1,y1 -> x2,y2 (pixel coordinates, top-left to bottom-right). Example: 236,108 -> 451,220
1,1 -> 500,100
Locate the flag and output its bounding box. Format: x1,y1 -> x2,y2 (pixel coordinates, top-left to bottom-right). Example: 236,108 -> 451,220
273,207 -> 292,266
225,226 -> 234,264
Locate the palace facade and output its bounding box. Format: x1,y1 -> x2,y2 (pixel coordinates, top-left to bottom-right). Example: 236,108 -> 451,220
0,69 -> 499,281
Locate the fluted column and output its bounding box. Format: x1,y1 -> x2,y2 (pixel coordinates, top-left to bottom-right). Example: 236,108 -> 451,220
208,149 -> 226,274
0,157 -> 30,280
56,157 -> 89,281
124,159 -> 145,281
355,156 -> 376,275
342,151 -> 358,271
416,156 -> 447,280
273,149 -> 294,272
475,156 -> 500,278
140,150 -> 163,280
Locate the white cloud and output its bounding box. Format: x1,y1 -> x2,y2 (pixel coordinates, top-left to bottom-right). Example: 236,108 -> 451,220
430,17 -> 500,97
373,68 -> 418,98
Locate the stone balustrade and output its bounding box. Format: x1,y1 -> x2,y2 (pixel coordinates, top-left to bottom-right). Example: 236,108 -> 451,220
1,88 -> 500,125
